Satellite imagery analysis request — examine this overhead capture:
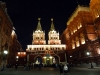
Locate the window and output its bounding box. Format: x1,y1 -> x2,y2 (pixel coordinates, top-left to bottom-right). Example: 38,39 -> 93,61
46,48 -> 48,50
62,47 -> 64,50
41,37 -> 43,39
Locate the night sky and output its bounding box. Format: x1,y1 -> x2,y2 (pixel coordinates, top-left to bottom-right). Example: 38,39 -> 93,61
2,0 -> 90,50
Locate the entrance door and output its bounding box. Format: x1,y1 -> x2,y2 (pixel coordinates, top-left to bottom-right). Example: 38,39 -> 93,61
46,58 -> 50,66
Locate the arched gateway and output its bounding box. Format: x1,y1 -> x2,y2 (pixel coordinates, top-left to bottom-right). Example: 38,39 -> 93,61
30,54 -> 60,66
26,18 -> 67,65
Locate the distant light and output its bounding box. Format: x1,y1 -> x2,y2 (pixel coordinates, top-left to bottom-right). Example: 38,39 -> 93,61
47,59 -> 49,60
4,50 -> 8,54
97,15 -> 99,18
18,52 -> 20,55
87,52 -> 90,55
97,47 -> 100,54
70,56 -> 72,57
43,56 -> 46,58
16,56 -> 19,59
50,56 -> 52,59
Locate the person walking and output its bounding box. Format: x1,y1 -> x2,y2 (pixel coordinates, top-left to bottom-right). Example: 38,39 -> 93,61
59,63 -> 64,75
28,63 -> 31,70
63,63 -> 68,75
24,64 -> 26,70
67,63 -> 70,72
38,63 -> 42,70
15,64 -> 18,70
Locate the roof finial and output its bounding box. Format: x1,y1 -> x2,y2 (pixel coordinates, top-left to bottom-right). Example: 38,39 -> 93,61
76,0 -> 80,6
51,18 -> 53,21
38,18 -> 41,21
36,18 -> 42,31
50,18 -> 55,31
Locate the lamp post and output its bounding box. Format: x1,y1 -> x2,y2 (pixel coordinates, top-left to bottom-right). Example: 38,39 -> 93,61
2,50 -> 8,70
16,56 -> 19,61
4,50 -> 8,63
87,52 -> 93,68
3,50 -> 8,63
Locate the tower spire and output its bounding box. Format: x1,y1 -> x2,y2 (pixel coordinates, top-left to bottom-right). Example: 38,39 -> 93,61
76,0 -> 80,6
36,18 -> 42,31
50,18 -> 55,31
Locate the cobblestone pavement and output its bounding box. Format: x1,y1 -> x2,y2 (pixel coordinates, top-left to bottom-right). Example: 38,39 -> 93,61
0,66 -> 100,75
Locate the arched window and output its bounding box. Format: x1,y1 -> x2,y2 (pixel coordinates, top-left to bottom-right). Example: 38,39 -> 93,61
80,33 -> 85,44
73,24 -> 77,33
72,40 -> 75,49
75,36 -> 80,47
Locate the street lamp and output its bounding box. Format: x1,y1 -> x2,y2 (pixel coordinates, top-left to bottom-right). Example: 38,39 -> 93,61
4,50 -> 8,55
2,50 -> 8,71
3,50 -> 8,62
16,56 -> 19,61
86,52 -> 90,56
70,55 -> 72,61
3,50 -> 8,63
86,52 -> 93,69
70,55 -> 72,58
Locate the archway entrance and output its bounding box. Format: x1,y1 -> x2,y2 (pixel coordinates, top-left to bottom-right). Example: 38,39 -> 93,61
43,54 -> 53,66
43,54 -> 60,66
34,56 -> 42,64
34,56 -> 42,68
53,56 -> 59,64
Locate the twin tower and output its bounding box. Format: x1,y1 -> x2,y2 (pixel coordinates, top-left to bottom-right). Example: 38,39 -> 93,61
32,18 -> 61,45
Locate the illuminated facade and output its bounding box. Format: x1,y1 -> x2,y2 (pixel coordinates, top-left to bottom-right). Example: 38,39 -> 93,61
90,0 -> 100,65
8,29 -> 23,66
0,1 -> 25,67
61,5 -> 99,66
26,18 -> 66,65
0,1 -> 13,68
60,0 -> 100,67
15,51 -> 26,66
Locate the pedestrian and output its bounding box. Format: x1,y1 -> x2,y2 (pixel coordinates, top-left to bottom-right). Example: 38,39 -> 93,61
38,63 -> 42,70
67,63 -> 70,72
63,63 -> 68,75
28,64 -> 30,70
59,63 -> 64,75
24,64 -> 26,70
1,64 -> 4,71
15,64 -> 18,70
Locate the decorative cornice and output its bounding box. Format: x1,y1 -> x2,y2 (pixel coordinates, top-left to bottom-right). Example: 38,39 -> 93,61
67,5 -> 90,25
